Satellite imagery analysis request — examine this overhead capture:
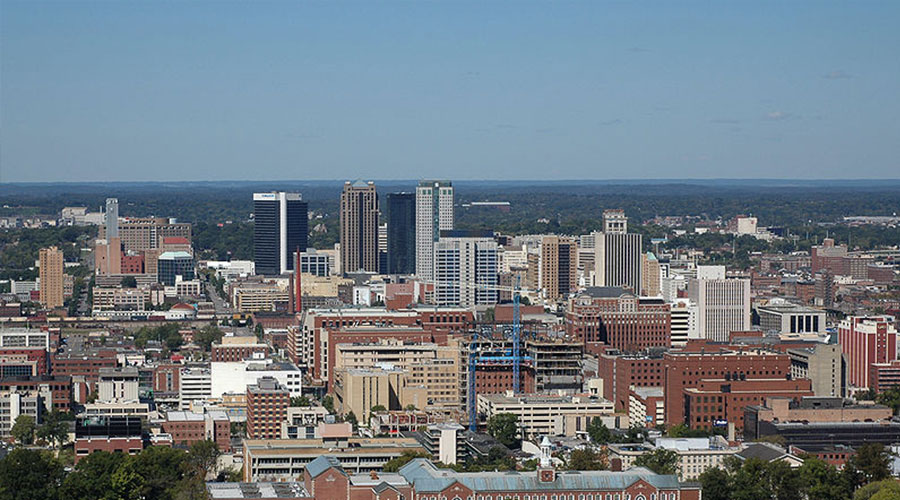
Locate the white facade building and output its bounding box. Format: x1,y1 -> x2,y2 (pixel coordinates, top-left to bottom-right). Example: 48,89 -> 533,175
179,368 -> 212,410
434,232 -> 498,307
210,357 -> 302,399
415,180 -> 454,280
669,299 -> 699,348
688,266 -> 751,342
592,210 -> 642,293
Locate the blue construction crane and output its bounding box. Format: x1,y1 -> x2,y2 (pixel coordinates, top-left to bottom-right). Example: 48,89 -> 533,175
468,275 -> 525,432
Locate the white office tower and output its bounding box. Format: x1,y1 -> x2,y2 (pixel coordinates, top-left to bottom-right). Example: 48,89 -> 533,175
669,299 -> 699,348
105,198 -> 119,238
434,231 -> 498,307
592,209 -> 642,293
688,265 -> 751,342
416,180 -> 454,280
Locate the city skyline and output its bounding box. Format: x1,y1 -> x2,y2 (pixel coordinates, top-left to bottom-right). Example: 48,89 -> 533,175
2,1 -> 899,182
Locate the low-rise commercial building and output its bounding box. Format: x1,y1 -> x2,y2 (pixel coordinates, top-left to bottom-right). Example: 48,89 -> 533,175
757,302 -> 827,335
477,392 -> 616,439
242,436 -> 427,481
744,397 -> 896,447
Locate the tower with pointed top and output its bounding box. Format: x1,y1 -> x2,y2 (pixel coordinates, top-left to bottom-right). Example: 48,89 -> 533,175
537,436 -> 556,482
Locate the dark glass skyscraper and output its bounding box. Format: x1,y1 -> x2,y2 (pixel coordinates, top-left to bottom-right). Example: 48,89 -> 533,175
253,192 -> 308,275
386,192 -> 415,274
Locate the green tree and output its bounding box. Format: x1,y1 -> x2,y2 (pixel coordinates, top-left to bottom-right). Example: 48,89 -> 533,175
108,459 -> 145,500
132,445 -> 189,500
567,448 -> 606,471
290,396 -> 311,407
586,418 -> 611,444
856,479 -> 900,500
846,443 -> 892,487
634,448 -> 679,475
727,458 -> 772,500
59,451 -> 129,500
404,404 -> 418,411
0,449 -> 65,500
698,467 -> 733,500
875,387 -> 900,414
486,413 -> 519,448
322,395 -> 335,414
798,458 -> 850,500
194,324 -> 224,351
37,410 -> 70,448
382,451 -> 432,472
623,425 -> 649,443
186,440 -> 221,479
120,276 -> 138,288
345,411 -> 359,430
370,404 -> 387,413
10,414 -> 36,445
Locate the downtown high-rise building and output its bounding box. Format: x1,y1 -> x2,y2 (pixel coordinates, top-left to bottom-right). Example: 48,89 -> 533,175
253,192 -> 308,276
340,181 -> 379,274
105,198 -> 119,238
386,192 -> 415,274
39,246 -> 64,309
434,230 -> 498,307
592,209 -> 642,293
415,180 -> 454,280
688,265 -> 751,342
539,235 -> 578,301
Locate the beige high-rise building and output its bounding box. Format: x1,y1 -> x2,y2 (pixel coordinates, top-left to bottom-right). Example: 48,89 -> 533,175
39,247 -> 64,309
592,210 -> 642,293
540,235 -> 578,301
641,252 -> 661,296
340,181 -> 379,273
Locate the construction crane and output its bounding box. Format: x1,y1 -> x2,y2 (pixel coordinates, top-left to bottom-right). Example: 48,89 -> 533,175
463,276 -> 531,431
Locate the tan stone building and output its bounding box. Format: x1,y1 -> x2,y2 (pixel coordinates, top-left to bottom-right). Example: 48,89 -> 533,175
540,235 -> 578,301
340,181 -> 379,273
39,246 -> 64,309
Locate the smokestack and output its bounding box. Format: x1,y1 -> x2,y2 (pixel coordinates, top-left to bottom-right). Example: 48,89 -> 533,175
295,247 -> 302,313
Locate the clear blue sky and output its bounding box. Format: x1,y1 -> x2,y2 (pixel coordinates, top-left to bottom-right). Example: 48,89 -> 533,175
2,1 -> 898,182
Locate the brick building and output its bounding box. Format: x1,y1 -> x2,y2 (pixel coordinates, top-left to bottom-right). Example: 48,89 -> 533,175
663,349 -> 794,427
51,351 -> 118,391
211,338 -> 270,362
838,316 -> 899,391
683,378 -> 813,431
567,287 -> 671,355
74,415 -> 144,463
0,375 -> 73,412
0,347 -> 49,377
293,307 -> 473,373
162,410 -> 231,451
247,376 -> 289,440
597,353 -> 665,411
870,360 -> 900,393
153,362 -> 183,393
301,451 -> 701,500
